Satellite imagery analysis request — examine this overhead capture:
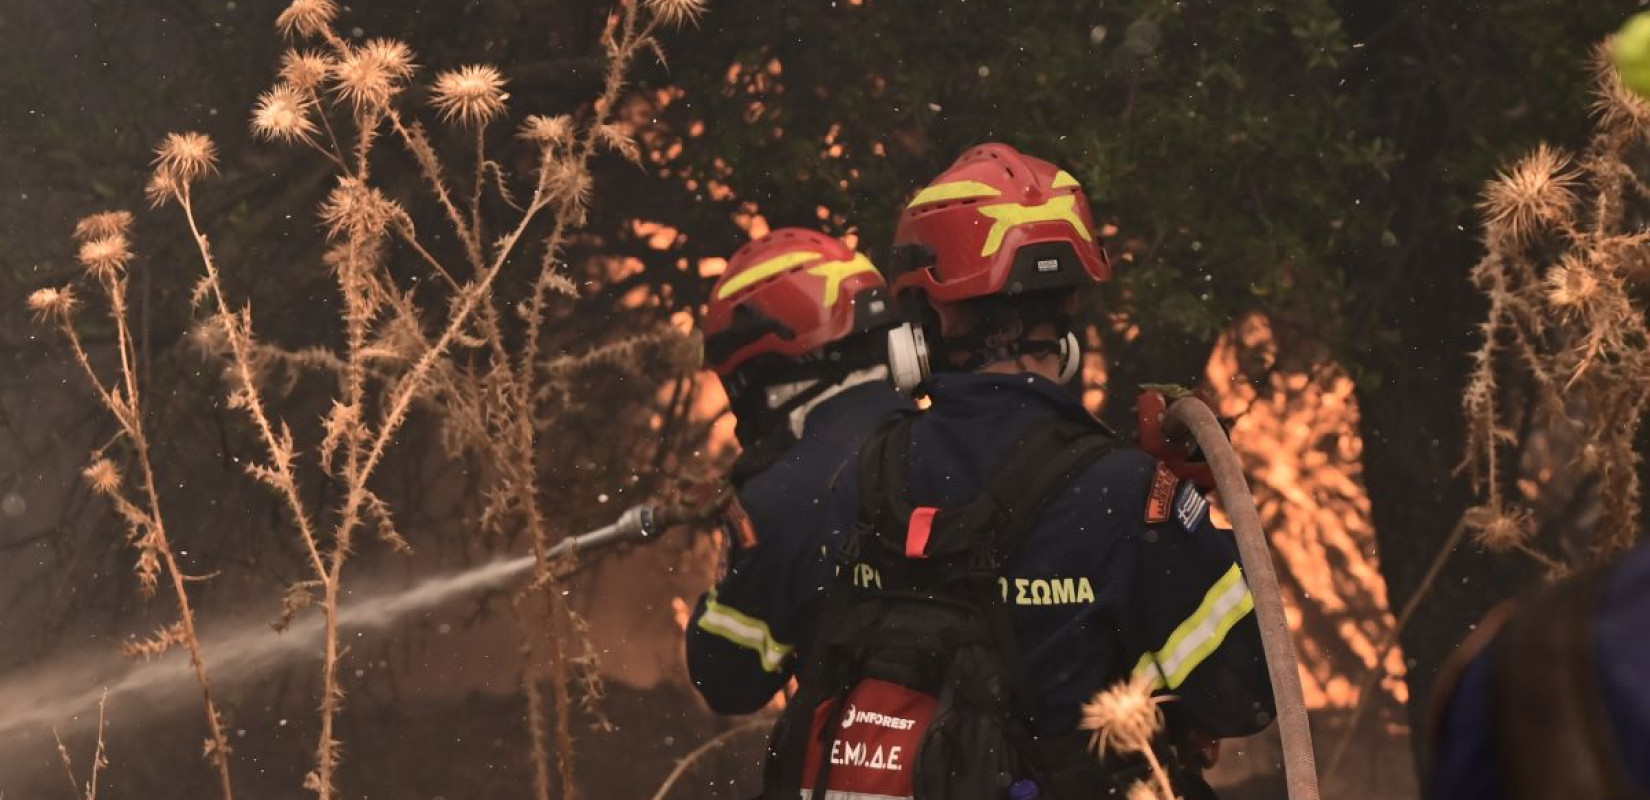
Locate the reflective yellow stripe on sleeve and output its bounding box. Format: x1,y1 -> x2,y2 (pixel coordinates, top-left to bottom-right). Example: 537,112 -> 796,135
696,592 -> 795,673
1131,564 -> 1256,691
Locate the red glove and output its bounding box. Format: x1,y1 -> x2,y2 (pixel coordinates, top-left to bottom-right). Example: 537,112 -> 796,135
1137,390 -> 1217,492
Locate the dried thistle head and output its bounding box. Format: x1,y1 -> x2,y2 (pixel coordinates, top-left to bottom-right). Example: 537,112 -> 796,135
1480,144 -> 1581,245
73,211 -> 134,243
545,157 -> 594,207
1545,253 -> 1603,312
83,458 -> 123,495
1463,505 -> 1534,553
77,234 -> 134,282
152,132 -> 219,193
644,0 -> 708,28
431,65 -> 509,127
252,84 -> 319,144
145,171 -> 182,208
332,38 -> 416,112
520,114 -> 574,147
1593,40 -> 1650,134
280,49 -> 334,93
27,286 -> 79,323
1080,672 -> 1167,756
319,177 -> 401,238
1127,781 -> 1174,800
275,0 -> 337,39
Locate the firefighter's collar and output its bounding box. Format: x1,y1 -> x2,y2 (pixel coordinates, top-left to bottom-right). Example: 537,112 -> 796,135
920,371 -> 1108,431
783,365 -> 890,439
794,370 -> 905,441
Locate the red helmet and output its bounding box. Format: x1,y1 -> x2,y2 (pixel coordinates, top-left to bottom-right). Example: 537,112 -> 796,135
891,143 -> 1110,328
702,228 -> 894,376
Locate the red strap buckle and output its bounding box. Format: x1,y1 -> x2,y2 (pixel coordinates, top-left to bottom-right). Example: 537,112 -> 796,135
906,507 -> 938,559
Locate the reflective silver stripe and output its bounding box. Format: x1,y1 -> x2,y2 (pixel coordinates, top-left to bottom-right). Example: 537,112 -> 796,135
1131,563 -> 1256,690
696,592 -> 794,672
799,790 -> 913,800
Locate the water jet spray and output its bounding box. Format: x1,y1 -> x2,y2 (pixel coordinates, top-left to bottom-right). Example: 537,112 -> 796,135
0,503 -> 680,763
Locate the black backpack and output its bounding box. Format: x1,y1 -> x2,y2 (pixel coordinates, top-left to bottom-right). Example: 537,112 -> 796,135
761,413 -> 1172,800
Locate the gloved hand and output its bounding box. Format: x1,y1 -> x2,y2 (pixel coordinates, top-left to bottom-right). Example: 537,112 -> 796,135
1137,385 -> 1220,492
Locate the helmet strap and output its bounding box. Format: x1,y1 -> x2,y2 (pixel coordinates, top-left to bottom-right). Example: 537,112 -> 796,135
945,299 -> 1078,379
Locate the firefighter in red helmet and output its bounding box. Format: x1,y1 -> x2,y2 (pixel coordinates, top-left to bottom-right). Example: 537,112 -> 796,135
886,142 -> 1110,385
757,145 -> 1274,800
686,228 -> 914,713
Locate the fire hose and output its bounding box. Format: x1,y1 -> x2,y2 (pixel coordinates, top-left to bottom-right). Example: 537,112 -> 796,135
1167,397 -> 1321,800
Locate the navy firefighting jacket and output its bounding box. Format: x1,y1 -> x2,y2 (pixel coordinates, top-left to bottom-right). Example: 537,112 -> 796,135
686,380 -> 911,714
1430,538 -> 1650,799
823,372 -> 1276,738
690,370 -> 1275,738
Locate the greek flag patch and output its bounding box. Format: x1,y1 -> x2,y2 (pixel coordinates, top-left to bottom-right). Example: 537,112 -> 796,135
1174,482 -> 1210,531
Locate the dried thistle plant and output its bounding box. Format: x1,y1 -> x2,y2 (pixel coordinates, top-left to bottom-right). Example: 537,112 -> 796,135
431,65 -> 509,127
27,285 -> 79,322
1080,673 -> 1178,800
1478,143 -> 1583,245
332,38 -> 416,113
252,85 -> 320,145
1463,41 -> 1650,574
42,0 -> 709,798
644,0 -> 709,29
1127,781 -> 1174,800
53,689 -> 111,800
29,212 -> 237,800
275,0 -> 336,40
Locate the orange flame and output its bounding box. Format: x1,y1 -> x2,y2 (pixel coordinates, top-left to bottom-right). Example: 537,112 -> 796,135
1205,315 -> 1407,709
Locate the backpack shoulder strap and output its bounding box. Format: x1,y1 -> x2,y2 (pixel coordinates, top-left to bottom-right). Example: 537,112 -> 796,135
843,410 -> 918,565
1490,562 -> 1647,800
963,416 -> 1118,739
848,412 -> 1116,577
973,415 -> 1118,567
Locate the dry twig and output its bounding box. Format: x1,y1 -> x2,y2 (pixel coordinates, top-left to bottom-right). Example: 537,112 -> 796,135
52,689 -> 111,800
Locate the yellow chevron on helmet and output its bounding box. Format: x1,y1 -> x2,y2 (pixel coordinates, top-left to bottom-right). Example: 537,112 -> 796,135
975,195 -> 1094,257
905,180 -> 1003,209
714,250 -> 824,300
807,252 -> 879,307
